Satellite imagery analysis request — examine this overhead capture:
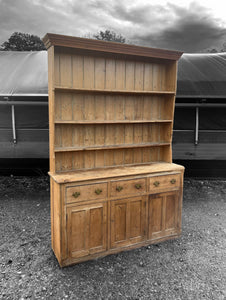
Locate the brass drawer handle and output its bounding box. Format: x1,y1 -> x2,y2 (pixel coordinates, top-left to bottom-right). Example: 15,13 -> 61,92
116,186 -> 123,192
135,184 -> 142,189
170,179 -> 176,184
72,191 -> 80,198
95,188 -> 102,195
153,181 -> 160,187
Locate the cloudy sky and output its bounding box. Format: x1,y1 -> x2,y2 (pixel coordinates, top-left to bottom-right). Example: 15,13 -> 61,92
0,0 -> 226,53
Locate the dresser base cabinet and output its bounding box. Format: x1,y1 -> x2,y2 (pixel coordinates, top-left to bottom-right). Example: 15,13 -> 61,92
50,163 -> 184,267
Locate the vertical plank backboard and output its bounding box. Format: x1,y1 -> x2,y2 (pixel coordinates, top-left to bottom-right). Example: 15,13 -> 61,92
114,96 -> 124,120
125,61 -> 135,90
55,93 -> 62,121
134,62 -> 144,90
61,125 -> 73,147
72,55 -> 84,88
144,63 -> 153,91
115,60 -> 125,90
72,94 -> 84,121
61,93 -> 73,120
134,96 -> 143,120
59,53 -> 72,87
84,95 -> 95,121
83,56 -> 95,89
105,96 -> 115,120
105,58 -> 116,89
94,57 -> 106,89
95,95 -> 105,120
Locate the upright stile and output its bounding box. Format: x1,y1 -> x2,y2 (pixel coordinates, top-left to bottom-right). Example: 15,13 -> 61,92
43,33 -> 184,267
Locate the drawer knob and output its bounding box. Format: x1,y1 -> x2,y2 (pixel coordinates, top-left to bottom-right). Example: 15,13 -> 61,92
153,181 -> 160,187
116,186 -> 123,192
135,184 -> 142,189
72,191 -> 80,198
95,188 -> 102,195
170,179 -> 176,184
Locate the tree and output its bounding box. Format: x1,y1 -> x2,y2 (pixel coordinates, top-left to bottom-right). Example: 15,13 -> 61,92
93,30 -> 126,43
0,32 -> 46,51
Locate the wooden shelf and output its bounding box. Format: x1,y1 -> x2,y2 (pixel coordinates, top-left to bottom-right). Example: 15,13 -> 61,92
54,86 -> 175,96
54,120 -> 173,124
54,142 -> 170,152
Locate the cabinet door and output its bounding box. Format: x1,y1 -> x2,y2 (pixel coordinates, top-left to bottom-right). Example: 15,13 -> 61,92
67,203 -> 107,258
110,196 -> 146,249
148,191 -> 179,241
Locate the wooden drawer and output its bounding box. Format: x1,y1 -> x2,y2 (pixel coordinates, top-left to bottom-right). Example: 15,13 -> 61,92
149,173 -> 180,192
66,182 -> 107,203
110,178 -> 146,198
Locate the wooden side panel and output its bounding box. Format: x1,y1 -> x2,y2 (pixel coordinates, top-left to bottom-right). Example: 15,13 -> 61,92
166,62 -> 177,92
48,46 -> 55,173
51,180 -> 62,262
50,178 -> 54,250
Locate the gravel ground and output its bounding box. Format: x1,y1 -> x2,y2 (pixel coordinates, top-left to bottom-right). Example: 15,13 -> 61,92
0,176 -> 226,300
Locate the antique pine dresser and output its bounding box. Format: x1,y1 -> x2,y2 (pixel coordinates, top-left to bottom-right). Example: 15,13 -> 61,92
43,33 -> 184,267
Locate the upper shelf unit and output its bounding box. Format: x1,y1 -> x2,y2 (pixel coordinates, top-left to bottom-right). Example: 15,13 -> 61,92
43,33 -> 182,173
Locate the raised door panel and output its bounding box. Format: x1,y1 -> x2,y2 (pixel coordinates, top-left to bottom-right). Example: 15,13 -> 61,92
110,196 -> 146,249
67,203 -> 107,258
148,191 -> 179,241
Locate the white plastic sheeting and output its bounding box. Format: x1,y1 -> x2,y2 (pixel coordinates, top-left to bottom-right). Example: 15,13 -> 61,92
0,51 -> 48,96
177,53 -> 226,98
1,51 -> 226,98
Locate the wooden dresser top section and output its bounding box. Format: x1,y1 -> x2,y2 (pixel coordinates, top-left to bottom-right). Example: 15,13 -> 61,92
43,33 -> 183,61
49,163 -> 184,184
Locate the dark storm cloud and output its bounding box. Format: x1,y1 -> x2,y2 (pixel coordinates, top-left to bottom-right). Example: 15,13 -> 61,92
130,2 -> 226,52
0,0 -> 226,53
105,3 -> 168,25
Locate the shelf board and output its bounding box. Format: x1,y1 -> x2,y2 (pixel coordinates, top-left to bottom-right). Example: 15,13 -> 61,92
54,120 -> 173,124
54,142 -> 170,152
54,86 -> 175,96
